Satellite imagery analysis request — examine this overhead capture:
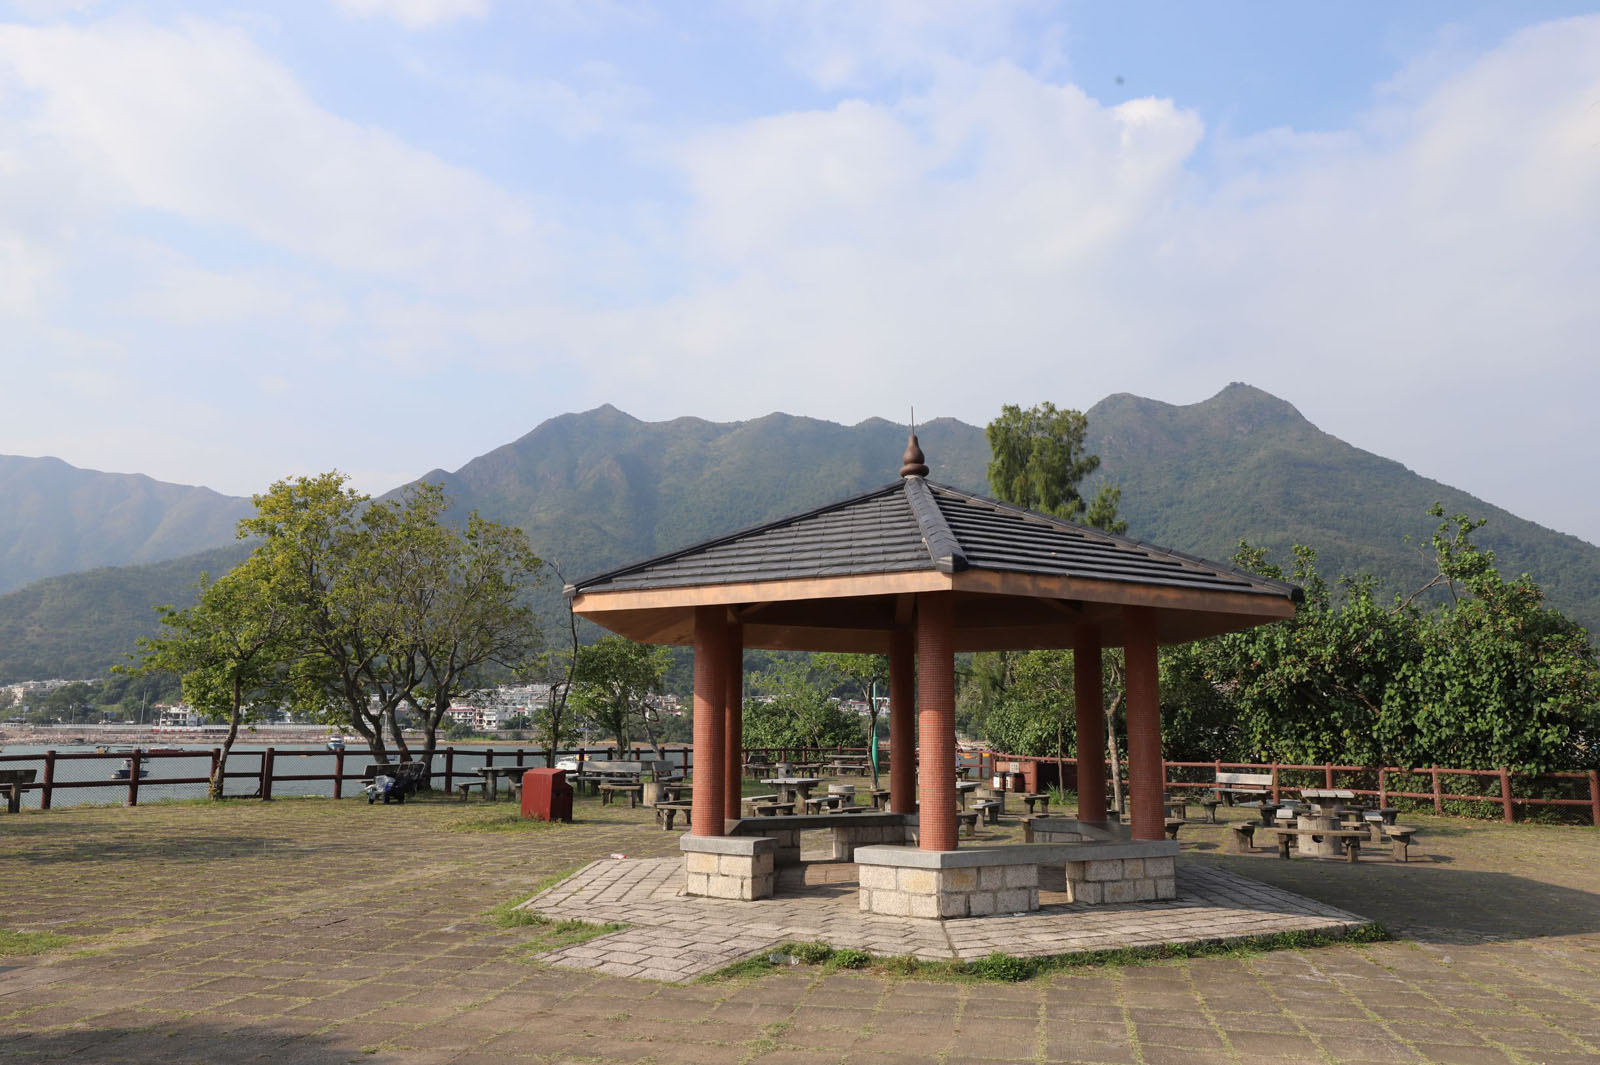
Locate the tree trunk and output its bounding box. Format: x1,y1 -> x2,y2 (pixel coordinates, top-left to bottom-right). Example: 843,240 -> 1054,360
1106,691 -> 1125,816
214,679 -> 242,800
385,703 -> 411,762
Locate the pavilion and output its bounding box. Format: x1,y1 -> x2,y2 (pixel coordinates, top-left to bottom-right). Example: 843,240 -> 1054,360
567,436 -> 1300,917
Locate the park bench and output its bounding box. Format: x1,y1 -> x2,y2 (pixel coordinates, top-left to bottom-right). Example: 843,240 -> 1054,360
454,779 -> 485,801
956,809 -> 981,837
973,798 -> 1003,825
1021,792 -> 1050,816
654,801 -> 693,831
1214,770 -> 1272,804
1198,793 -> 1223,823
1262,826 -> 1369,862
599,783 -> 643,808
1382,825 -> 1420,862
803,794 -> 846,814
751,801 -> 796,816
1164,819 -> 1185,841
1163,797 -> 1190,821
867,788 -> 890,809
740,794 -> 780,814
0,769 -> 36,814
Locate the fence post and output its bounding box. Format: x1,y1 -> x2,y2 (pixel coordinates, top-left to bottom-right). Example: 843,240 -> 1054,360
1431,766 -> 1442,813
445,748 -> 455,793
261,748 -> 275,801
1499,767 -> 1513,823
1324,764 -> 1334,789
1270,763 -> 1280,802
127,749 -> 141,807
1378,767 -> 1388,809
333,749 -> 345,800
516,747 -> 525,768
41,750 -> 55,811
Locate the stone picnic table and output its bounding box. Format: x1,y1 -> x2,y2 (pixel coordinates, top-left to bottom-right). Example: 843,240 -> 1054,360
759,777 -> 823,808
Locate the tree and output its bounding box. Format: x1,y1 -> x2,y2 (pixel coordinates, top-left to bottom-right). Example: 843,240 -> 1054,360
986,402 -> 1124,527
570,636 -> 671,754
743,662 -> 863,752
128,563 -> 294,798
814,652 -> 888,785
405,507 -> 546,776
975,401 -> 1129,795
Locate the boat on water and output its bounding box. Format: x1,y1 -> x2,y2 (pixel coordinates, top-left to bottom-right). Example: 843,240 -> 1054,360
326,736 -> 348,752
112,758 -> 149,780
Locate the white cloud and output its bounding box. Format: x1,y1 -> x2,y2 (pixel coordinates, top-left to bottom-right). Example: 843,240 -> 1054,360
333,0 -> 489,30
0,19 -> 539,287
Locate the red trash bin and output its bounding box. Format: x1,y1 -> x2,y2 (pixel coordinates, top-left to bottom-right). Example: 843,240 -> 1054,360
521,768 -> 573,822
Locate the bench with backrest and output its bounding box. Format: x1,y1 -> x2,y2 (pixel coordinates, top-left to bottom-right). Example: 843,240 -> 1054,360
0,769 -> 36,813
1214,770 -> 1273,804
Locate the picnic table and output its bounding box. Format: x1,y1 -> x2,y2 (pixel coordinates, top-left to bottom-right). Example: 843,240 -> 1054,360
0,769 -> 35,814
760,777 -> 823,808
955,780 -> 981,809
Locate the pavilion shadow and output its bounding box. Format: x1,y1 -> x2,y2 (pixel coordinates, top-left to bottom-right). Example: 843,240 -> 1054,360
1199,853 -> 1600,945
1,1021 -> 369,1065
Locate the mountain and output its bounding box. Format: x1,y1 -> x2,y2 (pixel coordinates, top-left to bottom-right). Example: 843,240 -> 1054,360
2,386 -> 1597,683
0,455 -> 251,594
404,406 -> 990,581
1084,384 -> 1600,633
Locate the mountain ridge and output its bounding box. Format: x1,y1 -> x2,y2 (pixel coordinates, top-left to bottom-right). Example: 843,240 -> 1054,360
2,385 -> 1596,683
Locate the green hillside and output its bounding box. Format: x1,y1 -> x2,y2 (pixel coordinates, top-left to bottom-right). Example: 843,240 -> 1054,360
1,386 -> 1596,683
1084,384 -> 1600,634
0,455 -> 251,594
0,544 -> 251,682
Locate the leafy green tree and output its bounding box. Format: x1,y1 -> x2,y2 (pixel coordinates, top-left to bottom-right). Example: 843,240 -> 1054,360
43,681 -> 99,724
814,652 -> 888,785
986,401 -> 1126,530
128,564 -> 294,798
570,636 -> 672,754
971,402 -> 1128,784
404,505 -> 546,775
743,662 -> 863,752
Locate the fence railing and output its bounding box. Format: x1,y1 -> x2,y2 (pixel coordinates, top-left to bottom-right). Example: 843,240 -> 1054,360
0,744 -> 694,811
11,741 -> 1593,827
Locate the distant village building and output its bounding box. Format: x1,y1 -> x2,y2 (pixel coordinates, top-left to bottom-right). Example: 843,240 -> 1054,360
156,705 -> 203,728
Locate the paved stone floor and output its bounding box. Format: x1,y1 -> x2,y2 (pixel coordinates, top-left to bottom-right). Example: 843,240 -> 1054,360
529,857 -> 1367,981
3,792 -> 1600,1064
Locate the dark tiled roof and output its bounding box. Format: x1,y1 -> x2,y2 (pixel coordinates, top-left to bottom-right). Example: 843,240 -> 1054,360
570,479 -> 1300,602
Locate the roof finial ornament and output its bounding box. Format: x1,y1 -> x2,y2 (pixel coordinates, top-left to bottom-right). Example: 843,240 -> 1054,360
900,406 -> 929,478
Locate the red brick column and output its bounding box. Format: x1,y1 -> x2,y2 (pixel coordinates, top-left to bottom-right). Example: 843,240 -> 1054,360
1074,624 -> 1108,826
692,606 -> 727,836
1124,606 -> 1163,841
723,620 -> 744,822
889,625 -> 916,813
916,592 -> 957,851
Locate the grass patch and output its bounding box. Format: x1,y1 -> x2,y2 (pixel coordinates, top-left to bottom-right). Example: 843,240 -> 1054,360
0,929 -> 74,957
700,922 -> 1389,984
487,863 -> 589,927
514,917 -> 628,955
449,810 -> 569,833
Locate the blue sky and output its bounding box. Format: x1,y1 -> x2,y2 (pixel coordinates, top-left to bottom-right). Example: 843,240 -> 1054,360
2,1 -> 1598,546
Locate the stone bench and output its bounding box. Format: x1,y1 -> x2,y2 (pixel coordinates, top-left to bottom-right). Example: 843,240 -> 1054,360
1021,793 -> 1051,816
727,812 -> 910,863
1262,826 -> 1368,862
855,839 -> 1179,918
599,783 -> 643,808
1164,819 -> 1184,840
972,799 -> 1003,825
454,780 -> 486,801
1383,825 -> 1420,862
654,801 -> 693,830
1229,822 -> 1258,853
956,810 -> 981,837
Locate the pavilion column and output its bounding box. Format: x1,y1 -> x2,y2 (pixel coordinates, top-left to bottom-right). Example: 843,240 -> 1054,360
691,606 -> 727,836
1073,625 -> 1108,826
1123,606 -> 1164,842
916,592 -> 957,851
888,625 -> 916,814
722,620 -> 744,824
